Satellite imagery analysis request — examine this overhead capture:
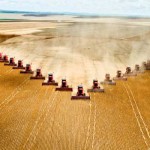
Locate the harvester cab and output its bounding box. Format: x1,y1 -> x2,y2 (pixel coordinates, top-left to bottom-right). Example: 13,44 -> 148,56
55,79 -> 73,91
72,85 -> 90,100
101,74 -> 116,85
42,73 -> 58,86
4,57 -> 17,66
124,67 -> 137,77
113,70 -> 127,81
30,69 -> 45,80
88,79 -> 104,92
93,80 -> 99,88
20,64 -> 34,74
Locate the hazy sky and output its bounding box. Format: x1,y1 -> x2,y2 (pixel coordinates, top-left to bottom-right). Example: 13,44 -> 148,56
0,0 -> 150,16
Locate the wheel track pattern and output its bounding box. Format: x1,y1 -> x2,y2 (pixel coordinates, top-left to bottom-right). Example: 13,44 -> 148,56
44,91 -> 63,150
0,86 -> 43,150
91,93 -> 97,150
0,77 -> 29,111
23,89 -> 58,150
123,82 -> 150,148
84,96 -> 92,150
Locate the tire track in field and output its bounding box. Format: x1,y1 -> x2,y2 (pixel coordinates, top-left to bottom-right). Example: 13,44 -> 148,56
123,82 -> 150,148
0,85 -> 42,150
45,91 -> 63,150
23,89 -> 58,150
0,77 -> 29,111
127,83 -> 150,139
84,94 -> 92,150
91,93 -> 97,150
10,88 -> 43,149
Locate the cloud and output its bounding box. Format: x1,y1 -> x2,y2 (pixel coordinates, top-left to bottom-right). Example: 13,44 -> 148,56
0,0 -> 150,16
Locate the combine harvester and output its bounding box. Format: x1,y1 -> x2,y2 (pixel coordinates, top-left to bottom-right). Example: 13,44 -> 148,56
56,79 -> 72,91
133,64 -> 144,73
101,74 -> 116,85
113,70 -> 127,81
124,67 -> 137,77
4,58 -> 17,66
88,79 -> 104,92
20,64 -> 34,74
42,73 -> 58,86
30,69 -> 45,80
0,54 -> 9,63
143,60 -> 150,70
13,60 -> 25,69
71,85 -> 90,100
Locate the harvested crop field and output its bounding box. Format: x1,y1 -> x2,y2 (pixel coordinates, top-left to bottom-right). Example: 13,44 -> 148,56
0,63 -> 150,150
0,18 -> 150,150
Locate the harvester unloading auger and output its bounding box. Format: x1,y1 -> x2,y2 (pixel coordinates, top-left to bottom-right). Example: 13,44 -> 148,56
30,69 -> 45,80
124,67 -> 137,77
20,64 -> 34,74
56,79 -> 73,91
13,60 -> 25,69
42,73 -> 58,86
113,70 -> 127,81
72,85 -> 90,100
87,79 -> 104,92
101,74 -> 116,85
4,57 -> 17,66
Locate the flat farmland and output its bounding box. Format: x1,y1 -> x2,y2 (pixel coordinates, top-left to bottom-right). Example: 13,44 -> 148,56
0,63 -> 150,150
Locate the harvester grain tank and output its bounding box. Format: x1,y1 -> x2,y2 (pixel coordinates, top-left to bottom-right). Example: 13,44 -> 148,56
42,73 -> 58,86
71,85 -> 90,100
13,60 -> 25,69
113,70 -> 127,81
56,79 -> 73,91
30,69 -> 45,80
101,74 -> 116,85
87,79 -> 104,92
4,57 -> 17,66
20,64 -> 34,74
124,67 -> 137,76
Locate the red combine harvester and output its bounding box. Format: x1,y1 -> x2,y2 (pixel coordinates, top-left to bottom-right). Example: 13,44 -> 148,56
13,60 -> 25,69
87,79 -> 104,92
124,67 -> 137,77
0,55 -> 9,63
42,73 -> 58,86
134,64 -> 143,73
20,64 -> 34,74
30,69 -> 45,80
146,60 -> 150,70
71,85 -> 90,100
101,74 -> 116,85
56,79 -> 73,91
4,57 -> 17,66
113,70 -> 127,81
